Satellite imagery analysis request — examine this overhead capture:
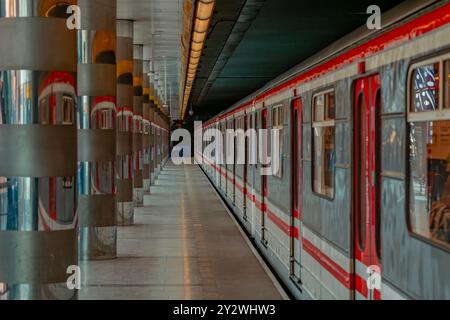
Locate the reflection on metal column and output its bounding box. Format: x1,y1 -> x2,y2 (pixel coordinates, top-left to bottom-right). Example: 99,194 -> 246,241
156,112 -> 162,176
149,74 -> 156,185
0,0 -> 78,300
143,60 -> 151,194
116,20 -> 134,226
133,45 -> 144,207
77,0 -> 117,260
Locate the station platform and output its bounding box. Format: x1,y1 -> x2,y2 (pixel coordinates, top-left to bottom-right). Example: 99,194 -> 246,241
79,162 -> 285,300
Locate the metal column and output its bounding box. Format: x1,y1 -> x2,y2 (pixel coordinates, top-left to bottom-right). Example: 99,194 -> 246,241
0,0 -> 78,300
149,76 -> 156,185
156,112 -> 162,175
142,61 -> 151,194
116,20 -> 134,226
132,45 -> 144,207
77,0 -> 117,260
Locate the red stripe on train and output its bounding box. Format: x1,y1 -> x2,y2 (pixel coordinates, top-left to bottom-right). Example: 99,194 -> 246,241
203,161 -> 384,299
302,238 -> 353,290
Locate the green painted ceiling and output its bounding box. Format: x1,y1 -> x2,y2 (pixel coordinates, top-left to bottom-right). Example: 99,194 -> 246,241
186,0 -> 404,122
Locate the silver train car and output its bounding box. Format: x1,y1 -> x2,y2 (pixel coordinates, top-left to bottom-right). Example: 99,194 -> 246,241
200,0 -> 450,300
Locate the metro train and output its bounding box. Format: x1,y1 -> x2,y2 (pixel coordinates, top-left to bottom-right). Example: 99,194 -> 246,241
199,1 -> 450,300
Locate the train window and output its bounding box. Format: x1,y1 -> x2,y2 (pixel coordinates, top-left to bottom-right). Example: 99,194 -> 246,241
312,90 -> 335,198
272,105 -> 283,178
408,56 -> 450,249
410,63 -> 440,112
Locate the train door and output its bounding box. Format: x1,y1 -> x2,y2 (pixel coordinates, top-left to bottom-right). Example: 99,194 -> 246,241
233,118 -> 236,204
261,108 -> 268,245
222,121 -> 226,193
353,74 -> 382,300
243,114 -> 248,221
291,98 -> 302,282
226,120 -> 230,199
216,123 -> 221,184
249,112 -> 256,236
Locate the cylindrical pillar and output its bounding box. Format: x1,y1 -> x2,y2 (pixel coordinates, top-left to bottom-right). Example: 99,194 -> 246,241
163,121 -> 168,162
132,45 -> 144,207
142,61 -> 151,194
156,110 -> 162,174
149,76 -> 156,185
116,20 -> 134,226
0,0 -> 78,300
77,0 -> 117,260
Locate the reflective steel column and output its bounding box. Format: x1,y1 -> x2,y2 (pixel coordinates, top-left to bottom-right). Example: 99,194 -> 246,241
142,60 -> 151,194
77,0 -> 117,260
132,45 -> 144,207
163,119 -> 169,162
0,0 -> 78,300
153,105 -> 159,178
156,111 -> 162,176
116,20 -> 134,226
149,75 -> 156,186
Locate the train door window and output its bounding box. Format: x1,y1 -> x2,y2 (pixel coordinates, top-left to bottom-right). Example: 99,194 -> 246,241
356,93 -> 367,250
312,89 -> 336,198
408,54 -> 450,249
272,105 -> 284,178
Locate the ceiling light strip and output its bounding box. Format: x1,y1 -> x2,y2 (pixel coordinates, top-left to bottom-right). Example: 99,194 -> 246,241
180,0 -> 215,120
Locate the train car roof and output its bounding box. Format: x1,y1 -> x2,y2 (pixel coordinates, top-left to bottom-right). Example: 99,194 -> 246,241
205,0 -> 441,126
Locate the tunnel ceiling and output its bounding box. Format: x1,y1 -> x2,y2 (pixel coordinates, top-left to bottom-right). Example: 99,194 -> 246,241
187,0 -> 404,121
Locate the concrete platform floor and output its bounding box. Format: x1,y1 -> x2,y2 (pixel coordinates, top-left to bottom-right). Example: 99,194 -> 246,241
79,162 -> 283,300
